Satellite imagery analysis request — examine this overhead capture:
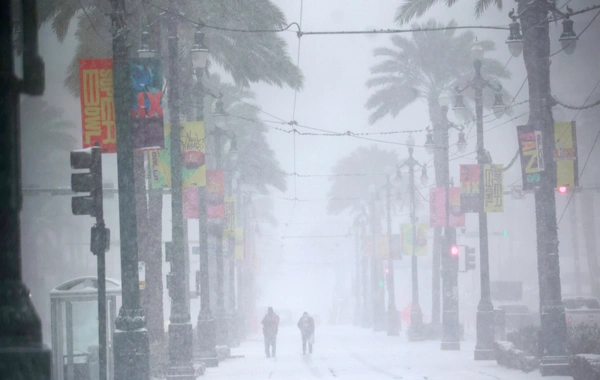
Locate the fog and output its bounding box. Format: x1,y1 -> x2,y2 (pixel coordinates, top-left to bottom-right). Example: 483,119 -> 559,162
13,0 -> 600,378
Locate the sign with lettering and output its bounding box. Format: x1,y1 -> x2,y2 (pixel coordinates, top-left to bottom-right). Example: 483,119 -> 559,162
149,122 -> 206,188
430,187 -> 465,227
400,224 -> 428,256
79,59 -> 116,152
130,58 -> 165,150
460,164 -> 480,213
483,164 -> 504,213
517,125 -> 545,190
554,121 -> 579,188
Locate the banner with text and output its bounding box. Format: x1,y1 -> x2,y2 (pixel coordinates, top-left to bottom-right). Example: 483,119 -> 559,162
149,122 -> 206,189
224,197 -> 236,236
430,187 -> 465,227
400,224 -> 428,256
555,121 -> 579,187
483,164 -> 504,213
517,125 -> 545,191
460,164 -> 480,213
206,170 -> 225,219
79,59 -> 116,153
130,58 -> 165,150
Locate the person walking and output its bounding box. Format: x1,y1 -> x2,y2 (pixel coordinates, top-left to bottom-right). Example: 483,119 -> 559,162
261,307 -> 280,358
297,312 -> 315,354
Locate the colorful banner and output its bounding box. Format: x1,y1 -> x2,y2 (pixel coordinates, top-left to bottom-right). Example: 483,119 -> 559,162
183,187 -> 199,219
206,170 -> 225,219
483,164 -> 504,213
430,187 -> 465,227
400,224 -> 428,256
460,164 -> 480,213
149,122 -> 206,189
79,59 -> 116,153
517,125 -> 545,190
361,234 -> 401,259
224,197 -> 236,236
235,228 -> 244,260
554,121 -> 579,187
130,58 -> 165,150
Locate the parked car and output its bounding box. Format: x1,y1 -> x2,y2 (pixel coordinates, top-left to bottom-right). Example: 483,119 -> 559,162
497,304 -> 535,332
563,296 -> 600,326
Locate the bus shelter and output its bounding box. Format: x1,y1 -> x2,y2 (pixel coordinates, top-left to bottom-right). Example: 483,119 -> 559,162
50,277 -> 121,380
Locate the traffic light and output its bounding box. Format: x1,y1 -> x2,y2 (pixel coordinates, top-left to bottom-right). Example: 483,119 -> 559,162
70,146 -> 102,217
557,186 -> 568,194
465,246 -> 476,271
450,244 -> 459,257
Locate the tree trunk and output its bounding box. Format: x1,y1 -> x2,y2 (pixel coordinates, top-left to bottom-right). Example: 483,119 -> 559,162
582,190 -> 600,298
519,0 -> 567,361
428,96 -> 444,325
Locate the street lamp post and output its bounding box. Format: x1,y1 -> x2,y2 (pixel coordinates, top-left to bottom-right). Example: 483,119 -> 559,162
165,1 -> 195,378
453,44 -> 504,360
505,3 -> 574,374
398,135 -> 429,340
109,0 -> 151,377
353,211 -> 368,327
191,27 -> 219,367
227,169 -> 240,348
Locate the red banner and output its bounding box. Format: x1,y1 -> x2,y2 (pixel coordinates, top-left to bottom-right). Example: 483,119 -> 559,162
430,187 -> 465,227
79,59 -> 116,153
206,170 -> 225,219
183,187 -> 199,219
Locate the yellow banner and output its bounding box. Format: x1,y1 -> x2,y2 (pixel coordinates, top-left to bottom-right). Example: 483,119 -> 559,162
400,224 -> 428,256
149,122 -> 206,188
483,164 -> 504,213
235,228 -> 244,260
224,197 -> 236,237
555,122 -> 578,187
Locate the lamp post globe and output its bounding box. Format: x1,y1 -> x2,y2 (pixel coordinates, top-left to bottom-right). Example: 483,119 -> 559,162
456,131 -> 468,154
420,168 -> 429,186
191,26 -> 209,70
424,131 -> 435,155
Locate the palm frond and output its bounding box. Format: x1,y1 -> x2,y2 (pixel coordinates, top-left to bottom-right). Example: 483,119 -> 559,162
475,0 -> 503,17
395,0 -> 440,25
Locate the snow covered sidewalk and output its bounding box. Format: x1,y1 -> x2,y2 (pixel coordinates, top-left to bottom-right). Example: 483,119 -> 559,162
203,325 -> 572,379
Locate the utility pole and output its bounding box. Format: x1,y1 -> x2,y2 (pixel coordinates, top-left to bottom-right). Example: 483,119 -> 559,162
227,174 -> 239,347
109,0 -> 150,377
453,44 -> 503,358
165,0 -> 195,377
0,1 -> 51,379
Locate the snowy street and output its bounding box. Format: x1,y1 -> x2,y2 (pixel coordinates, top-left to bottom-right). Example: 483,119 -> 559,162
204,326 -> 570,380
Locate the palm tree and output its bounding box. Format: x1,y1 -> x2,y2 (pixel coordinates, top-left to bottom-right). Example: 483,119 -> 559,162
38,1 -> 301,372
38,0 -> 303,97
327,145 -> 399,216
365,19 -> 509,324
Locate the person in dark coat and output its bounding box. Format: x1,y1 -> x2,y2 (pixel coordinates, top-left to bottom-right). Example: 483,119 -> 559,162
261,307 -> 280,357
297,311 -> 315,354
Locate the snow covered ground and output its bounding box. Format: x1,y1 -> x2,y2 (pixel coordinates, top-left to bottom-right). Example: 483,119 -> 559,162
203,325 -> 571,379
